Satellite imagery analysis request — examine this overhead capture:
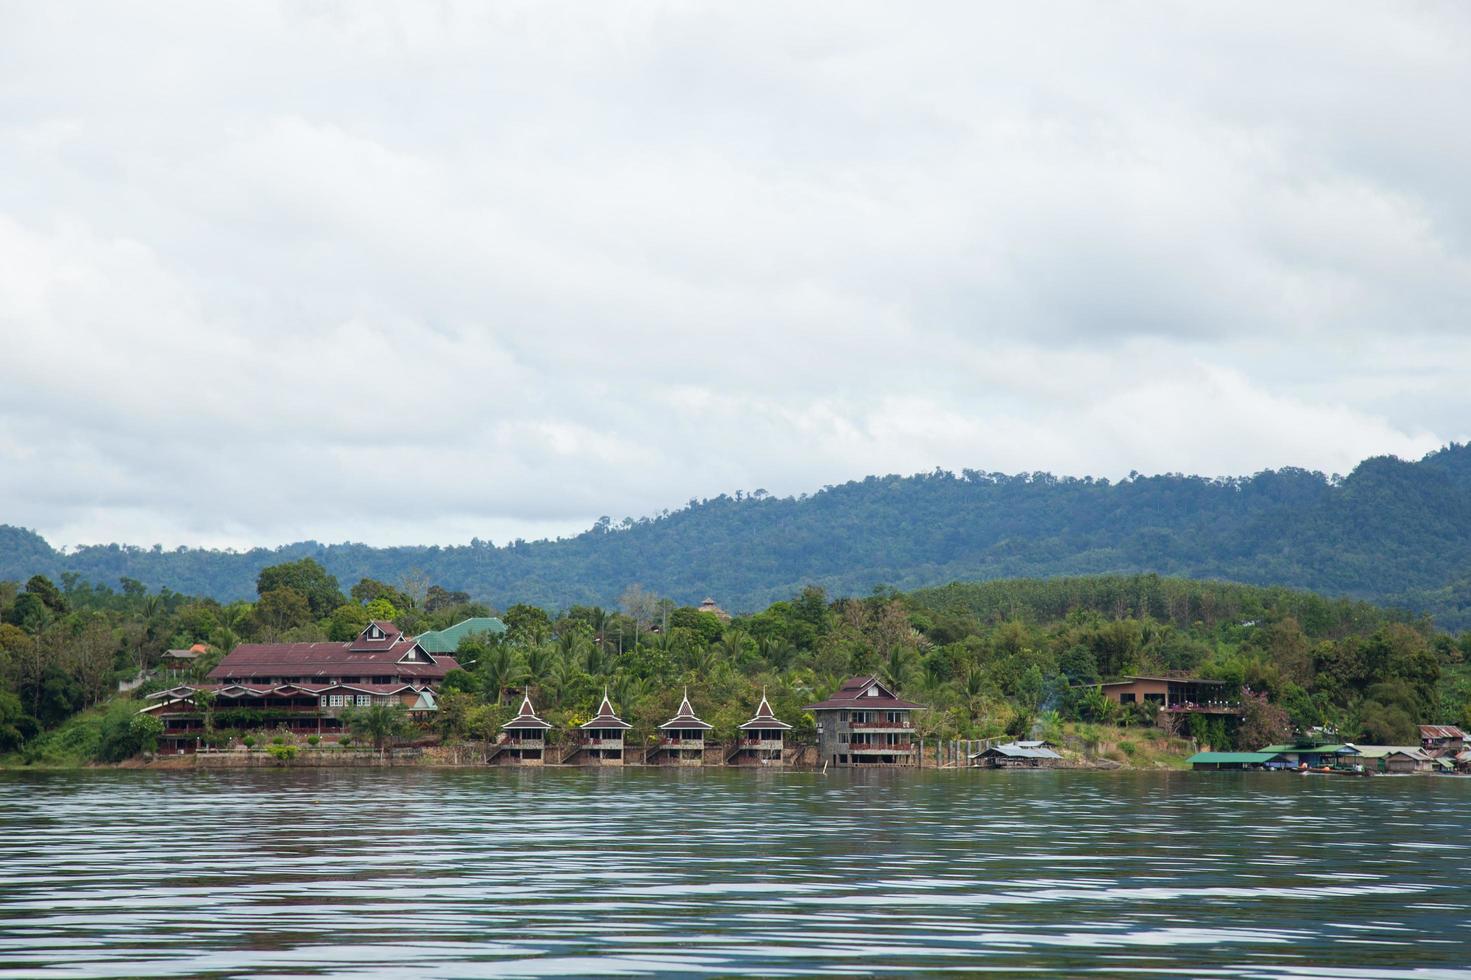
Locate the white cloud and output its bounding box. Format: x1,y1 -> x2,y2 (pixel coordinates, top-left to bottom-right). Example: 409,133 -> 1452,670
0,2 -> 1467,548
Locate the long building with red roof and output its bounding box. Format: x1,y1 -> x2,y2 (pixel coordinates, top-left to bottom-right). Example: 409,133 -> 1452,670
141,621 -> 460,752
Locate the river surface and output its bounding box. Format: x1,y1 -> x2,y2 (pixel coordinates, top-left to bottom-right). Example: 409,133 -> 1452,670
1,768 -> 1469,978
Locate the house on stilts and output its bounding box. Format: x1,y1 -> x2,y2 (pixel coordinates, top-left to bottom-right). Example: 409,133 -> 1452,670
728,691 -> 792,766
648,689 -> 712,765
562,691 -> 631,765
488,694 -> 552,765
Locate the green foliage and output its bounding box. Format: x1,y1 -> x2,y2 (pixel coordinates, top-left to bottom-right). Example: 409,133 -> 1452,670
266,744 -> 298,764
341,702 -> 411,752
9,446 -> 1471,627
255,559 -> 344,619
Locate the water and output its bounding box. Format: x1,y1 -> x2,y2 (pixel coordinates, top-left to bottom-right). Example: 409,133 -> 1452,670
2,769 -> 1469,978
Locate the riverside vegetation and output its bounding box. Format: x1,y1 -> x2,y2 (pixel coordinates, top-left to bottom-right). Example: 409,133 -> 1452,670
3,560 -> 1469,768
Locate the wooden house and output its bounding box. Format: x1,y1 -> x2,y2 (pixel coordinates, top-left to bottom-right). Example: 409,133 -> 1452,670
1419,725 -> 1466,756
490,694 -> 552,765
564,691 -> 631,765
728,691 -> 792,766
649,689 -> 711,765
804,675 -> 923,767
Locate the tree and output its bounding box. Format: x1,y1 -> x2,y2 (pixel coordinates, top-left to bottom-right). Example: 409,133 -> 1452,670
252,588 -> 314,636
504,604 -> 552,646
25,575 -> 66,612
351,578 -> 413,610
425,585 -> 471,613
1237,687 -> 1291,749
255,559 -> 344,619
342,702 -> 411,756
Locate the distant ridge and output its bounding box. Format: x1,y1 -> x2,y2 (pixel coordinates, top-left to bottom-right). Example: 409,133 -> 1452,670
3,444 -> 1470,627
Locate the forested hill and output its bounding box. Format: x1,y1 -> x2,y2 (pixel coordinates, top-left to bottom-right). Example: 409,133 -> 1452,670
4,444 -> 1471,627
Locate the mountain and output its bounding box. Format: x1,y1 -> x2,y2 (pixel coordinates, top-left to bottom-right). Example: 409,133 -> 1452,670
3,444 -> 1471,627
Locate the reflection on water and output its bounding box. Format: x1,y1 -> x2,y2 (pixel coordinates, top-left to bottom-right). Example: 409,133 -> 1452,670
1,769 -> 1469,978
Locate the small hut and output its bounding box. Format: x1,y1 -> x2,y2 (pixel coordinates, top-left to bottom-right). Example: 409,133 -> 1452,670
651,689 -> 712,765
493,694 -> 551,765
697,597 -> 732,622
570,691 -> 631,765
730,691 -> 792,765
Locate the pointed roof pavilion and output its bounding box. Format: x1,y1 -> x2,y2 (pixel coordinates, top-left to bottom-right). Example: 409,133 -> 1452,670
580,690 -> 632,730
739,691 -> 793,731
503,693 -> 551,730
659,688 -> 713,731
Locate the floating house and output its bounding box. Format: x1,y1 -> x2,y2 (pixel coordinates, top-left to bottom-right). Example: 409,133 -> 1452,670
490,694 -> 552,765
728,691 -> 792,766
974,741 -> 1063,768
649,690 -> 712,765
1256,742 -> 1363,769
140,622 -> 456,752
1352,745 -> 1436,773
1188,751 -> 1278,771
805,675 -> 923,767
564,691 -> 632,765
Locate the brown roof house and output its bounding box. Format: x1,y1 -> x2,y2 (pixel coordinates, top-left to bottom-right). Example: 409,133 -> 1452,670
142,622 -> 457,753
647,689 -> 712,765
805,675 -> 923,767
1420,725 -> 1466,756
563,691 -> 632,765
489,694 -> 552,766
727,691 -> 792,766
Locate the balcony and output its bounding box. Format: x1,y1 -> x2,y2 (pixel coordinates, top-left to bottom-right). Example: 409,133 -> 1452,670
661,737 -> 704,746
739,737 -> 783,748
846,742 -> 914,753
849,720 -> 913,731
582,737 -> 623,747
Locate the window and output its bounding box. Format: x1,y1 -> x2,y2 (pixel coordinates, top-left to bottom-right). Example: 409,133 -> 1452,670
1120,693 -> 1137,704
356,695 -> 371,706
319,695 -> 328,707
328,694 -> 346,707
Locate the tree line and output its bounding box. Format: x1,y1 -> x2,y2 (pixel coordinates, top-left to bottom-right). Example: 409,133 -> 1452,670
3,562 -> 1468,763
3,443 -> 1471,628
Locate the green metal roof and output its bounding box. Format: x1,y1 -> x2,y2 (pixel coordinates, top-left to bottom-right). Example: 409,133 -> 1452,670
1188,752 -> 1278,764
1257,743 -> 1356,755
415,617 -> 507,654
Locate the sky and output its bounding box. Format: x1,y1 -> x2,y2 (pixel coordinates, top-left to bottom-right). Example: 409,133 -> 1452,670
2,2 -> 1469,550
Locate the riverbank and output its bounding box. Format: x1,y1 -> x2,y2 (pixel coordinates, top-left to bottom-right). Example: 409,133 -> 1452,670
5,724 -> 1201,772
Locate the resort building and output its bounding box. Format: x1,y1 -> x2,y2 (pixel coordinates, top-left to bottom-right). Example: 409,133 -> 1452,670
1097,676 -> 1240,716
563,691 -> 632,765
728,691 -> 792,766
647,690 -> 711,765
805,675 -> 923,767
139,621 -> 457,752
489,694 -> 552,765
1353,744 -> 1438,774
1256,741 -> 1363,769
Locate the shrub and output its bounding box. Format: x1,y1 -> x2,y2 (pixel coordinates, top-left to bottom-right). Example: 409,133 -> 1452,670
242,735 -> 257,750
307,735 -> 320,747
266,744 -> 298,765
1119,741 -> 1138,757
271,736 -> 286,746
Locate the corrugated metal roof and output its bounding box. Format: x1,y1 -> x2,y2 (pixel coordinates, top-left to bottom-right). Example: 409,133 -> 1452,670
415,617 -> 507,654
1188,752 -> 1277,764
973,743 -> 1063,760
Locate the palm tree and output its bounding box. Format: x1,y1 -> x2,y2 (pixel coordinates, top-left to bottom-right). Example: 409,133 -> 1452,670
481,646 -> 526,705
343,703 -> 411,759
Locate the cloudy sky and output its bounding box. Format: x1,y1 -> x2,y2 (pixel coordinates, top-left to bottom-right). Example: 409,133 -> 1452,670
2,2 -> 1468,550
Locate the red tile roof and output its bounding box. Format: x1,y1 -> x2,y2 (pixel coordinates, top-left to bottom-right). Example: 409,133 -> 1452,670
803,675 -> 923,711
581,692 -> 632,730
740,692 -> 792,730
504,694 -> 552,730
659,689 -> 712,730
208,623 -> 458,683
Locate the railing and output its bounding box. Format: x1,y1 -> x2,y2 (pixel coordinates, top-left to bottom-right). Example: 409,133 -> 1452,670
850,720 -> 913,730
845,742 -> 914,752
581,737 -> 623,747
661,737 -> 704,746
739,737 -> 782,746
